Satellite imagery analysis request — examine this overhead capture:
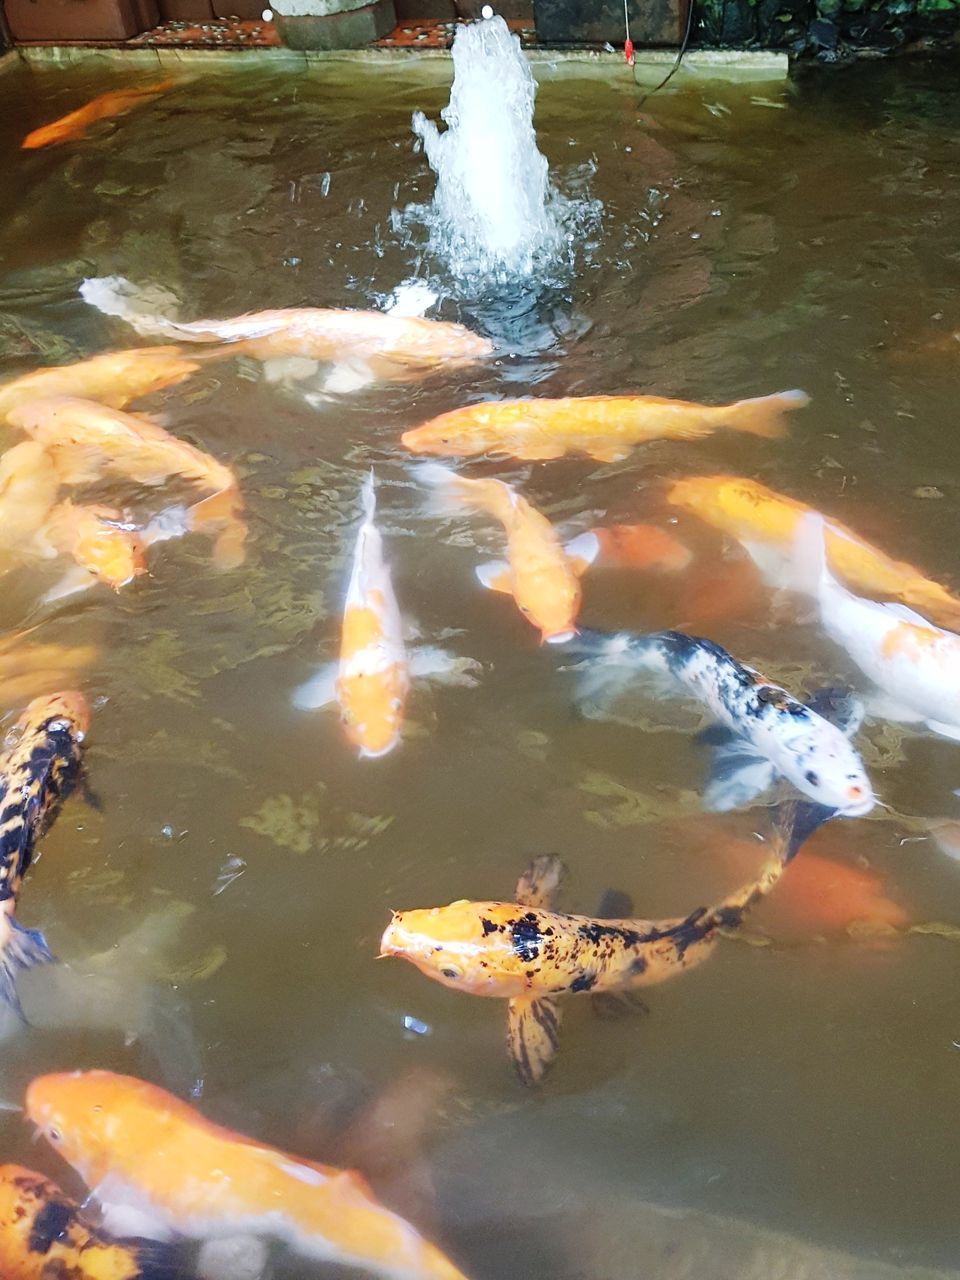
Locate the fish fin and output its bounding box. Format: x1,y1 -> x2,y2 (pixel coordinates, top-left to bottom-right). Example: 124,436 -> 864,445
564,530 -> 601,576
586,445 -> 631,463
780,801 -> 838,860
594,886 -> 634,918
42,565 -> 96,604
408,646 -> 482,687
725,388 -> 810,439
926,718 -> 960,742
863,692 -> 927,724
359,469 -> 377,524
78,276 -> 182,338
512,442 -> 567,461
515,853 -> 565,909
791,511 -> 833,599
262,356 -> 320,384
507,994 -> 562,1088
590,990 -> 650,1021
196,1236 -> 270,1280
702,742 -> 777,812
0,914 -> 55,1021
125,1238 -> 193,1280
413,462 -> 470,520
694,723 -> 738,748
322,361 -> 376,394
98,1200 -> 175,1242
875,600 -> 936,627
384,280 -> 439,318
475,561 -> 514,595
140,505 -> 192,548
186,491 -> 246,570
292,664 -> 338,711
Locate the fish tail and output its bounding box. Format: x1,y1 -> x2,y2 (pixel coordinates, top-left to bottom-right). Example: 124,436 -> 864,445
723,388 -> 810,439
120,1237 -> 189,1280
791,510 -> 833,600
360,469 -> 377,524
0,911 -> 55,1020
186,488 -> 247,570
414,462 -> 479,518
78,276 -> 185,341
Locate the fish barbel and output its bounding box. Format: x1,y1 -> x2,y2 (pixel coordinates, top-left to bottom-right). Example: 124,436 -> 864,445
401,390 -> 809,462
26,1070 -> 470,1280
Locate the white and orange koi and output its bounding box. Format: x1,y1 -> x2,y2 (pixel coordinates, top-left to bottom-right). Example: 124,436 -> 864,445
416,464 -> 599,643
80,277 -> 492,392
26,1070 -> 470,1280
797,513 -> 960,740
294,473 -> 477,758
8,397 -> 245,570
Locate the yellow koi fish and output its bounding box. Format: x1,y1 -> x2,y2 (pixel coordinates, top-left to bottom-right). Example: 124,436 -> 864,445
22,82 -> 173,150
417,463 -> 600,643
668,474 -> 960,630
0,692 -> 90,1017
0,441 -> 62,553
294,472 -> 477,757
401,390 -> 809,463
9,397 -> 246,570
0,348 -> 201,424
80,277 -> 493,391
381,798 -> 827,1085
40,501 -> 147,594
26,1070 -> 470,1280
0,1164 -> 186,1280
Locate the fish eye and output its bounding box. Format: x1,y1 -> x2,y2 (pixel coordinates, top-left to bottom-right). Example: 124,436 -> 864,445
805,770 -> 820,787
440,963 -> 463,980
48,1127 -> 61,1143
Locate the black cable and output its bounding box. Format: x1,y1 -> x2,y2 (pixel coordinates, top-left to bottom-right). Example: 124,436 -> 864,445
634,0 -> 697,106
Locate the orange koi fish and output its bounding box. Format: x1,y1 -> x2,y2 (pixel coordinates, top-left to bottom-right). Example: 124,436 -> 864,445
381,799 -> 820,1085
401,390 -> 809,463
0,348 -> 201,424
0,1164 -> 186,1280
294,472 -> 477,757
0,631 -> 98,711
0,441 -> 62,552
40,501 -> 146,594
9,397 -> 245,570
80,277 -> 493,391
668,474 -> 960,630
590,523 -> 692,573
22,82 -> 173,150
26,1070 -> 470,1280
0,692 -> 90,1017
417,463 -> 599,643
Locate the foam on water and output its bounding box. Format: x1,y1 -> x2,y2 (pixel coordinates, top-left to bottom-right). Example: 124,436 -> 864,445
407,13 -> 591,284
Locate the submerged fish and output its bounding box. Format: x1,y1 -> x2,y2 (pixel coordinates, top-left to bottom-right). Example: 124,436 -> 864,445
565,628 -> 874,815
0,1164 -> 186,1280
796,513 -> 960,740
80,276 -> 493,391
40,500 -> 146,594
21,81 -> 173,150
381,801 -> 825,1086
26,1070 -> 471,1280
589,523 -> 692,574
295,473 -> 478,758
0,348 -> 201,424
0,692 -> 90,1017
417,463 -> 599,643
401,390 -> 809,463
0,441 -> 63,553
668,474 -> 960,631
9,397 -> 246,570
0,631 -> 98,712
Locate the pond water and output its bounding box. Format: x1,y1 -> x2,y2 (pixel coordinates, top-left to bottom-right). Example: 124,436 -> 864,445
1,48 -> 960,1279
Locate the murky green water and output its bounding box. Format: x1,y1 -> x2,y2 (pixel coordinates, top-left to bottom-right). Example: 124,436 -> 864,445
1,49 -> 960,1279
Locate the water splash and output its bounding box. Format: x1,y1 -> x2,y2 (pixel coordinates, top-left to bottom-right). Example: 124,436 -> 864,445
407,13 -> 594,284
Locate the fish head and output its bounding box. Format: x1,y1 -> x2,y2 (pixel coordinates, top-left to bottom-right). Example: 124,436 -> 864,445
67,506 -> 146,590
25,1071 -> 123,1185
515,568 -> 580,645
337,651 -> 409,760
391,319 -> 493,368
22,691 -> 91,741
401,410 -> 490,456
788,727 -> 874,817
380,901 -> 563,998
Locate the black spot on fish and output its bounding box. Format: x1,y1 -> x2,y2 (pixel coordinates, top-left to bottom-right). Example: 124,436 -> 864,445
28,1199 -> 73,1255
570,972 -> 597,993
631,955 -> 647,975
481,918 -> 498,936
512,913 -> 542,963
805,769 -> 820,787
577,921 -> 644,949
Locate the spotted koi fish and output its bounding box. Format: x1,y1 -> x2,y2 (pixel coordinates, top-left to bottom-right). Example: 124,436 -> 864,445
0,1164 -> 186,1280
26,1070 -> 471,1280
381,800 -> 830,1086
401,390 -> 808,463
564,628 -> 874,815
797,512 -> 960,740
0,692 -> 90,1017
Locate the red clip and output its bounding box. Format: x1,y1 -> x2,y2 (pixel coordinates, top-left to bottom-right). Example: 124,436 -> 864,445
624,37 -> 635,64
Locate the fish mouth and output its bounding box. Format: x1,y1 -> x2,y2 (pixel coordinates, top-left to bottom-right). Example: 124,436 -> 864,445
839,792 -> 875,817
544,631 -> 576,646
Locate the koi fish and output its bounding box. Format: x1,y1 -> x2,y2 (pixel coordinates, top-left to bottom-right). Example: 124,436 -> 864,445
26,1070 -> 470,1280
80,277 -> 493,392
294,472 -> 478,757
400,390 -> 809,463
0,1164 -> 186,1280
0,441 -> 62,553
381,800 -> 829,1086
39,501 -> 146,594
0,630 -> 98,712
589,523 -> 692,574
416,463 -> 599,643
21,82 -> 173,150
0,348 -> 201,424
796,513 -> 960,740
565,629 -> 874,815
668,475 -> 960,631
9,397 -> 245,570
0,692 -> 90,1018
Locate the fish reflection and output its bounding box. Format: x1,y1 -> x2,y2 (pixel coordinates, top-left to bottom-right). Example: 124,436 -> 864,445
26,1069 -> 471,1280
21,81 -> 173,150
0,1164 -> 188,1280
401,389 -> 808,462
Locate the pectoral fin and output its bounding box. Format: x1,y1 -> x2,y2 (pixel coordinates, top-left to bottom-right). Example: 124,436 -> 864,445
476,561 -> 514,595
926,718 -> 960,742
702,738 -> 776,813
507,994 -> 562,1088
323,361 -> 376,394
292,664 -> 338,711
515,853 -> 565,908
564,530 -> 601,577
586,445 -> 630,463
409,645 -> 482,687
